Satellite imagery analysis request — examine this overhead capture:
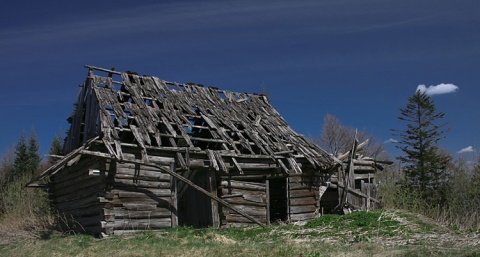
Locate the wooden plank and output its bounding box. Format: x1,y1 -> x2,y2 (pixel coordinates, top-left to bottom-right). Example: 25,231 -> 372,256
55,194 -> 102,211
120,203 -> 158,211
112,196 -> 171,205
110,218 -> 172,230
289,205 -> 316,214
289,212 -> 317,222
224,214 -> 267,224
113,188 -> 172,197
107,208 -> 172,219
289,189 -> 317,198
214,151 -> 228,173
221,187 -> 266,197
289,196 -> 317,206
113,178 -> 171,189
223,206 -> 266,217
231,157 -> 243,174
288,183 -> 315,190
206,149 -> 219,171
220,180 -> 266,191
53,180 -> 104,198
55,188 -> 105,203
114,173 -> 171,182
222,196 -> 267,207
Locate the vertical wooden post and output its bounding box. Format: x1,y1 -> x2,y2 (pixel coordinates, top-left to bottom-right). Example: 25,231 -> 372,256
337,167 -> 344,207
210,170 -> 220,228
367,173 -> 371,210
361,180 -> 366,210
265,178 -> 270,225
170,162 -> 178,228
286,177 -> 291,223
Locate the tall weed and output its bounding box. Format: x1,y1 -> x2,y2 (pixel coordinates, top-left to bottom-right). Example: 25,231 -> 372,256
0,173 -> 54,237
378,159 -> 480,231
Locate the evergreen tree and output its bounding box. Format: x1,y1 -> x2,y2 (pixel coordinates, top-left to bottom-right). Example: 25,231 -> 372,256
12,132 -> 29,181
27,129 -> 42,176
12,130 -> 42,181
393,91 -> 450,201
48,132 -> 64,165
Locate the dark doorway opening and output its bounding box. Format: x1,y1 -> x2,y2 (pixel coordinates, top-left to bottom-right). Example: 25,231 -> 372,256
178,170 -> 214,228
268,178 -> 288,223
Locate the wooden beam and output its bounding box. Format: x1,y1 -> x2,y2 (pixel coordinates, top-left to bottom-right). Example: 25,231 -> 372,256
336,182 -> 380,204
25,137 -> 100,187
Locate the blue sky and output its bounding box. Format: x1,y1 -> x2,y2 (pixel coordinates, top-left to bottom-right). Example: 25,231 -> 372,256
1,0 -> 479,161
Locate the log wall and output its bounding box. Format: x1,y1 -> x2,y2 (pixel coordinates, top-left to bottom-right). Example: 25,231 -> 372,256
51,156 -> 107,235
288,175 -> 320,222
103,155 -> 177,235
219,179 -> 268,227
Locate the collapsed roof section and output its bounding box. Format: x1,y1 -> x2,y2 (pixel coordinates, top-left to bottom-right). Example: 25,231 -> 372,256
63,65 -> 333,172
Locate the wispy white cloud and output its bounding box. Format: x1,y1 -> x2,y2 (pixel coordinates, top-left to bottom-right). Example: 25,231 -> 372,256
416,83 -> 459,95
384,138 -> 398,144
457,146 -> 474,154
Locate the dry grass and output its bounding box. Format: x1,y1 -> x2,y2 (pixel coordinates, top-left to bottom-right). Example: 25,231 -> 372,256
1,210 -> 479,257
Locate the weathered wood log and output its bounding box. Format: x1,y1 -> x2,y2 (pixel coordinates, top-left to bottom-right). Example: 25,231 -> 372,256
289,205 -> 316,214
289,183 -> 315,190
288,176 -> 316,183
352,166 -> 376,172
221,188 -> 266,198
113,178 -> 171,189
220,180 -> 266,191
289,189 -> 317,198
289,212 -> 317,222
115,168 -> 172,181
222,205 -> 267,216
53,176 -> 103,196
112,196 -> 172,206
55,189 -> 105,203
224,214 -> 267,224
107,218 -> 172,230
52,158 -> 104,184
223,197 -> 267,207
289,196 -> 317,206
106,208 -> 172,219
114,173 -> 172,182
113,189 -> 172,198
53,183 -> 104,202
55,194 -> 102,211
119,203 -> 159,211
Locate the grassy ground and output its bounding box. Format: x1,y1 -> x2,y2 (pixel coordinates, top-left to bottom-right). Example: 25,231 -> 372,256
1,210 -> 479,257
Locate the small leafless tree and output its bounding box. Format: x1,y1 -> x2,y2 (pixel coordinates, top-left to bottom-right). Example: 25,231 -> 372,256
313,114 -> 388,160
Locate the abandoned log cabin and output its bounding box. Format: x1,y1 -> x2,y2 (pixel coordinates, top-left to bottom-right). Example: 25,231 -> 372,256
27,65 -> 384,236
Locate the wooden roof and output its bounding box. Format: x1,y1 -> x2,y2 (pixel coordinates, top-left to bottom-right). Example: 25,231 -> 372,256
63,65 -> 334,170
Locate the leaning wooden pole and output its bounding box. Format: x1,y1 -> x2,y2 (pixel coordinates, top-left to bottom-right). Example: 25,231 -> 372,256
80,150 -> 267,228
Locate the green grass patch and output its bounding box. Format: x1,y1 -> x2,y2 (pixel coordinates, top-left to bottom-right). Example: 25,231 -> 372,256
1,210 -> 478,257
305,210 -> 408,237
